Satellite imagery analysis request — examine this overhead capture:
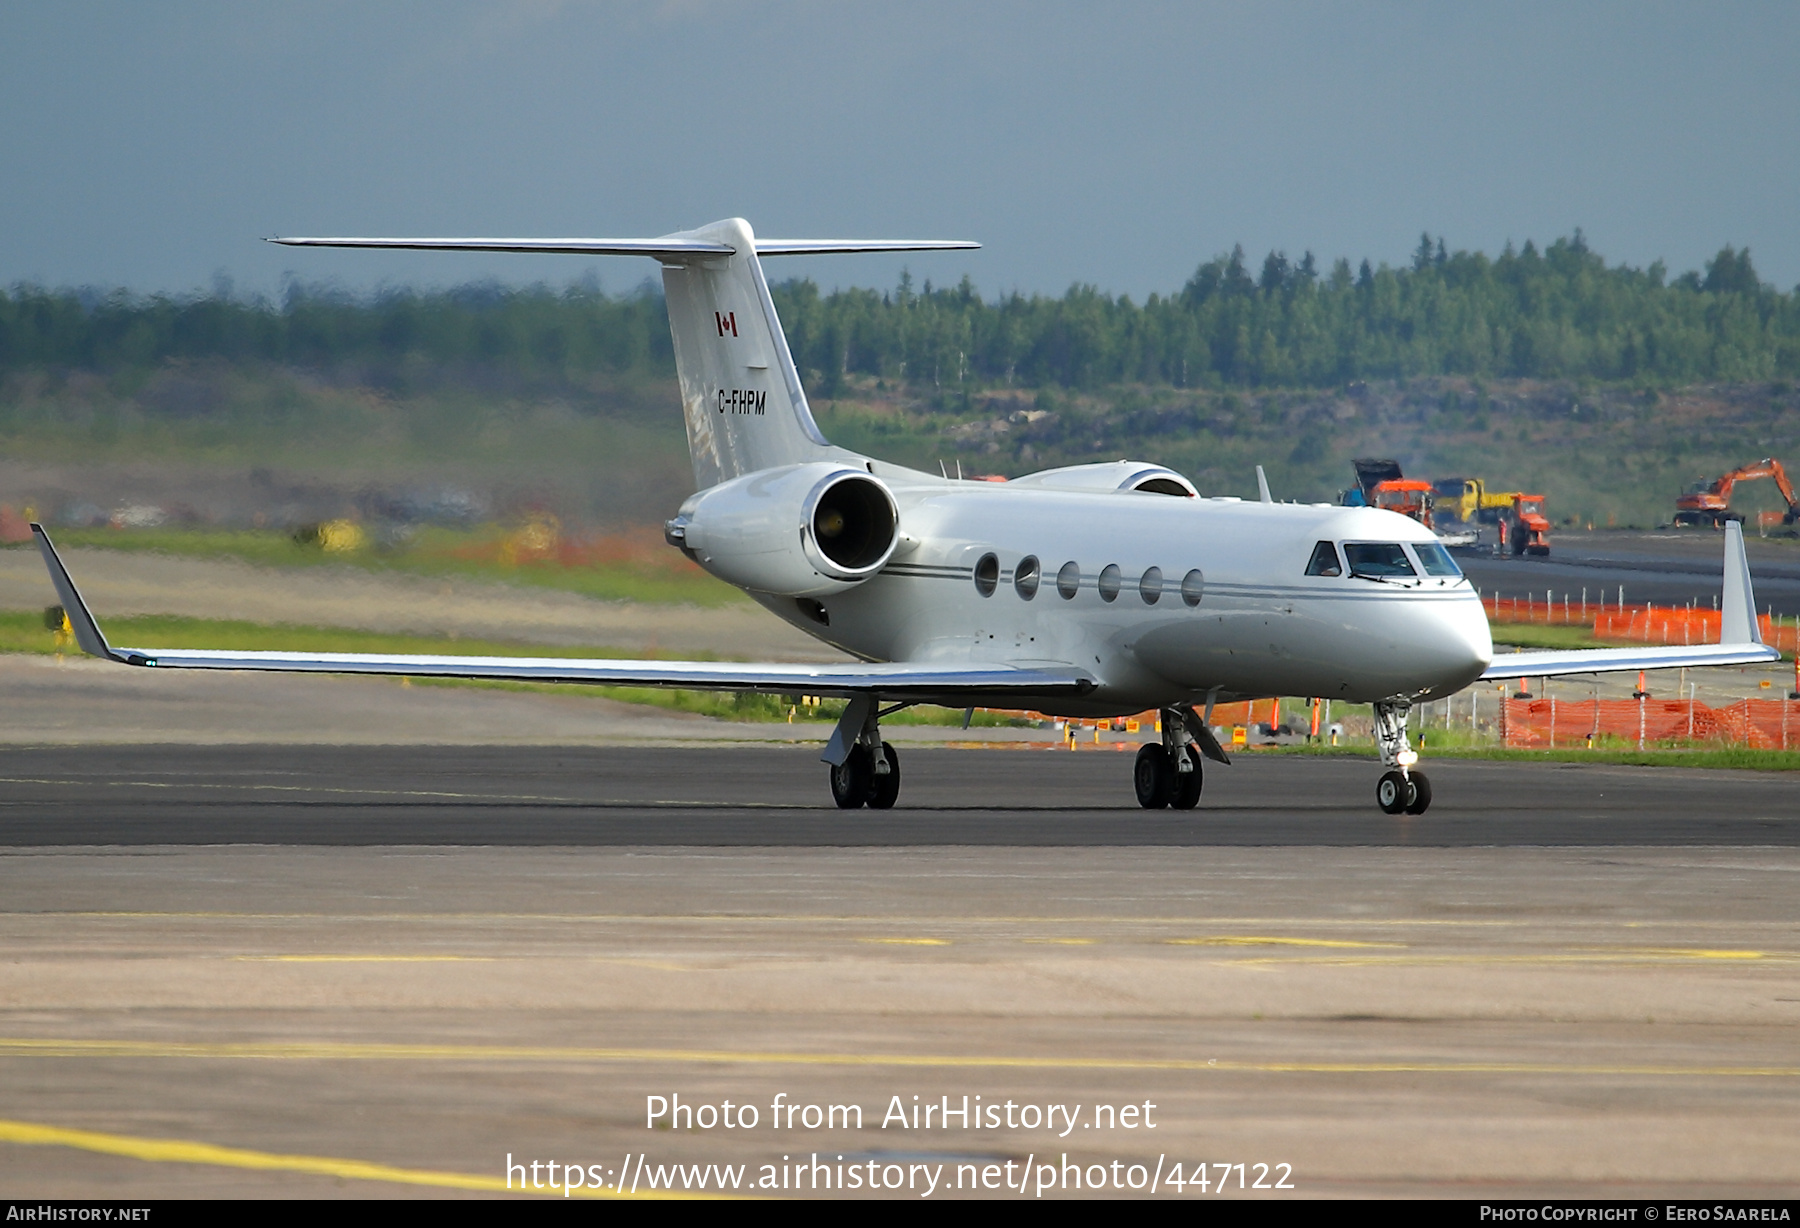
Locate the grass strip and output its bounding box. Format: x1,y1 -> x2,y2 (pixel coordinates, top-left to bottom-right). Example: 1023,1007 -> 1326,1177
5,527 -> 747,607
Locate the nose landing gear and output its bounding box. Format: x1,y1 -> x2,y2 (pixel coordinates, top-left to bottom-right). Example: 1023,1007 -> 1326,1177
1373,700 -> 1431,815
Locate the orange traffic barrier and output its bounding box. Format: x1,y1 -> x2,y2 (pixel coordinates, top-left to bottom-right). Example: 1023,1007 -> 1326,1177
1484,593 -> 1798,656
1499,695 -> 1800,749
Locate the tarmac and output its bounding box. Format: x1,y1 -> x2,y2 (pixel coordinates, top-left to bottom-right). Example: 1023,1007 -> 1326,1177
0,738 -> 1797,1199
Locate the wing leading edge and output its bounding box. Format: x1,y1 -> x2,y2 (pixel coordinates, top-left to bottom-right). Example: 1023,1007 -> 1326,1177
1479,521 -> 1781,680
30,526 -> 1092,701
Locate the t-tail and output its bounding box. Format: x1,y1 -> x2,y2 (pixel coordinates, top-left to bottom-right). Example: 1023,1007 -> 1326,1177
270,221 -> 976,489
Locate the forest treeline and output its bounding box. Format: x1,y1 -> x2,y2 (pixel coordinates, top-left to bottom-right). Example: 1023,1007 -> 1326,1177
2,234 -> 1796,395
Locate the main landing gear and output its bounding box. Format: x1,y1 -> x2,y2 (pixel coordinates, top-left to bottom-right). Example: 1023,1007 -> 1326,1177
1134,706 -> 1209,810
823,695 -> 901,810
1372,700 -> 1431,815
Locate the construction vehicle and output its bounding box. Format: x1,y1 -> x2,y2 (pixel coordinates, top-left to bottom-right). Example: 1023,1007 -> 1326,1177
1674,457 -> 1800,528
1344,459 -> 1434,527
1501,493 -> 1552,556
1430,476 -> 1551,554
1342,459 -> 1483,544
1430,477 -> 1521,527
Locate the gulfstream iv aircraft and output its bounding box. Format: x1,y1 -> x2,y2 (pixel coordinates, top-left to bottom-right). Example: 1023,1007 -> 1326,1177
31,218 -> 1782,813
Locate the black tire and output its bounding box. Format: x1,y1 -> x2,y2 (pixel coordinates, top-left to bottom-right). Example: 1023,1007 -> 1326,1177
1170,745 -> 1204,810
867,742 -> 900,809
1133,743 -> 1173,809
1376,769 -> 1413,815
830,746 -> 873,810
1403,770 -> 1432,815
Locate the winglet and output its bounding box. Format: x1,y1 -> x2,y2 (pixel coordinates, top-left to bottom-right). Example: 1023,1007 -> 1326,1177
1256,465 -> 1272,504
31,525 -> 121,662
1720,520 -> 1763,646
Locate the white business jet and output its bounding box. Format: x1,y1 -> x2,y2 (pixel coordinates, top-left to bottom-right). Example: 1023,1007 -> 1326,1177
31,218 -> 1781,814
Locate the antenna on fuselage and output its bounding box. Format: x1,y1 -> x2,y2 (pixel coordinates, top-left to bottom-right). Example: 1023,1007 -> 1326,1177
1256,466 -> 1273,503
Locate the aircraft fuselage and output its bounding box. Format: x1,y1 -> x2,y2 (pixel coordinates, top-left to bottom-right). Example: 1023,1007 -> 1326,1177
752,479 -> 1494,717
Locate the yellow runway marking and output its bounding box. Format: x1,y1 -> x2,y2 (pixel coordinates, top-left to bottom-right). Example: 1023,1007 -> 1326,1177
1223,951 -> 1780,967
0,1038 -> 1795,1078
1611,948 -> 1765,960
1167,936 -> 1406,949
0,1117 -> 706,1199
231,955 -> 492,963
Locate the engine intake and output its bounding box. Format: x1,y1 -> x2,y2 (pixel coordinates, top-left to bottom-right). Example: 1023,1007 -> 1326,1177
807,474 -> 895,573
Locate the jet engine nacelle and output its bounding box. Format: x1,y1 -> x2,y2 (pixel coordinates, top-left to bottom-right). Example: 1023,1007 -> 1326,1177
666,462 -> 899,597
1005,460 -> 1198,497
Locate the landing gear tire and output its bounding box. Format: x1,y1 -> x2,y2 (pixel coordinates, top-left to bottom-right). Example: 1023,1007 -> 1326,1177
1376,769 -> 1414,815
867,743 -> 900,810
1134,743 -> 1174,809
1403,770 -> 1432,815
1170,746 -> 1204,810
831,746 -> 873,810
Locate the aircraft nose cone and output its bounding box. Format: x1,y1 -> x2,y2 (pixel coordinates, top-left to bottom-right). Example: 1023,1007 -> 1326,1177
1429,592 -> 1493,689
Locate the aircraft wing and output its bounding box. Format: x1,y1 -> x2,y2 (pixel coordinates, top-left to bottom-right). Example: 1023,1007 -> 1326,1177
31,526 -> 1092,700
1479,520 -> 1782,680
1480,641 -> 1780,680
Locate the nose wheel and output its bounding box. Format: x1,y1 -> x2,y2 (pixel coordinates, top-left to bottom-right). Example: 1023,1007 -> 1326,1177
1376,769 -> 1431,815
1372,701 -> 1433,815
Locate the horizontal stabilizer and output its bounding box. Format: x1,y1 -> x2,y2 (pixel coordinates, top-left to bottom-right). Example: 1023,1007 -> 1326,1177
268,237 -> 978,259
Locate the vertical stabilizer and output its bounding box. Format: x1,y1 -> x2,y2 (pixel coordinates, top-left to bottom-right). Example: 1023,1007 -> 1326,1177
659,218 -> 838,488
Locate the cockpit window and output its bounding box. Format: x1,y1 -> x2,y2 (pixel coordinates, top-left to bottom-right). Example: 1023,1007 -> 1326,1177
1344,542 -> 1416,579
1411,541 -> 1461,577
1304,541 -> 1342,577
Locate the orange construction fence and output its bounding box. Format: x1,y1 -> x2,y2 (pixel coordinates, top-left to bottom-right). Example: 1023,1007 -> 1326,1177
1500,695 -> 1800,749
1483,593 -> 1799,655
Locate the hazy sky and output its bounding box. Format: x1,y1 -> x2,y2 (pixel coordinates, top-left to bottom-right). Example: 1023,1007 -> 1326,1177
3,2 -> 1796,301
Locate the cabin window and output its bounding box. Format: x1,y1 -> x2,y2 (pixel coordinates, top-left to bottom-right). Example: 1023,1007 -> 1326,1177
1411,541 -> 1461,577
1344,542 -> 1416,579
1304,541 -> 1342,577
1015,555 -> 1041,600
1057,561 -> 1081,600
1097,564 -> 1122,602
973,552 -> 999,597
1139,566 -> 1163,604
1181,569 -> 1205,607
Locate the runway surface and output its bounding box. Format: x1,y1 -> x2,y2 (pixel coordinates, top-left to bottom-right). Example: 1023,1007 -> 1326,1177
0,743 -> 1797,847
1459,529 -> 1800,614
2,744 -> 1798,1199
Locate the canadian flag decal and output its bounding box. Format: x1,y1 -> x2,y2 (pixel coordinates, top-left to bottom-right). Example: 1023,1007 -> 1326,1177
715,311 -> 737,338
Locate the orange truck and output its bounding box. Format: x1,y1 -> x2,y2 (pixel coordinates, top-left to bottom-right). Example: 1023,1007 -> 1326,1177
1674,457 -> 1800,528
1347,459 -> 1436,530
1501,494 -> 1551,556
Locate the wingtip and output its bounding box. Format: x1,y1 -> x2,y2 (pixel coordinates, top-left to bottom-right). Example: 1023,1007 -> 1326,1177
1721,519 -> 1762,645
